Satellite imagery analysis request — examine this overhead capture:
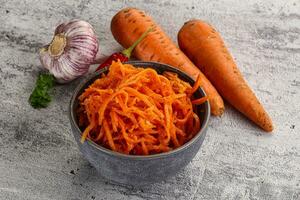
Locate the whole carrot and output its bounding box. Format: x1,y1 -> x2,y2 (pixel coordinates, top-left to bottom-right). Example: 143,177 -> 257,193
178,19 -> 273,131
111,8 -> 224,116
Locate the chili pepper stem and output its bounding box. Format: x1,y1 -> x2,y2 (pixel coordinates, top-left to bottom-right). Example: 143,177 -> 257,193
121,28 -> 153,58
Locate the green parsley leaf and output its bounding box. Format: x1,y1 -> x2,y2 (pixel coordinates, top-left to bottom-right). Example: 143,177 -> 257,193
29,73 -> 55,108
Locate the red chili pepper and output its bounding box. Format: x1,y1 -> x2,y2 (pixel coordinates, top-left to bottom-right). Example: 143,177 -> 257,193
96,28 -> 153,71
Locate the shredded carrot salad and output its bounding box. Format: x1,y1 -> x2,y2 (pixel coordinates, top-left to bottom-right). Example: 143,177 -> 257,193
77,61 -> 207,155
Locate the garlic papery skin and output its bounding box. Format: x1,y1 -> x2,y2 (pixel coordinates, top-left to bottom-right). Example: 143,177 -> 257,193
39,20 -> 99,83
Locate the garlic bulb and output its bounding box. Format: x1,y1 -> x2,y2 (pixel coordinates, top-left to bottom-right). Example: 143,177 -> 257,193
40,20 -> 99,83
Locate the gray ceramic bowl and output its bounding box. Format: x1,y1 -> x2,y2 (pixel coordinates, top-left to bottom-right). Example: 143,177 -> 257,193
69,61 -> 210,186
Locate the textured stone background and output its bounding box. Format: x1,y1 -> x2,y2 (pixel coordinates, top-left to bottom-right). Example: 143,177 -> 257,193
0,0 -> 299,199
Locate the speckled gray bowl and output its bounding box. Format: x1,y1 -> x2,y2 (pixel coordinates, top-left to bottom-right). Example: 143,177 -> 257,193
69,61 -> 210,186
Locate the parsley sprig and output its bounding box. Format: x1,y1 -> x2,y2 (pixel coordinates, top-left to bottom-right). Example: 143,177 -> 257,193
29,74 -> 55,108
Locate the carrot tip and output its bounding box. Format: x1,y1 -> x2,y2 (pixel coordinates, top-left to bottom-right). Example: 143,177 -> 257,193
214,107 -> 225,116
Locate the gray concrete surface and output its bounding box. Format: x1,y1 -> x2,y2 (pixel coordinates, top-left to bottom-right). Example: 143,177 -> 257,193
0,0 -> 299,199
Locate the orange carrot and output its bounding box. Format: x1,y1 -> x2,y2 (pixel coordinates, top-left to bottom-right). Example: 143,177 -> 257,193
110,7 -> 224,116
178,19 -> 273,132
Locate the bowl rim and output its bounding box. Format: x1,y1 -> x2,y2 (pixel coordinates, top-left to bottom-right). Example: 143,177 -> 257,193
69,61 -> 210,160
